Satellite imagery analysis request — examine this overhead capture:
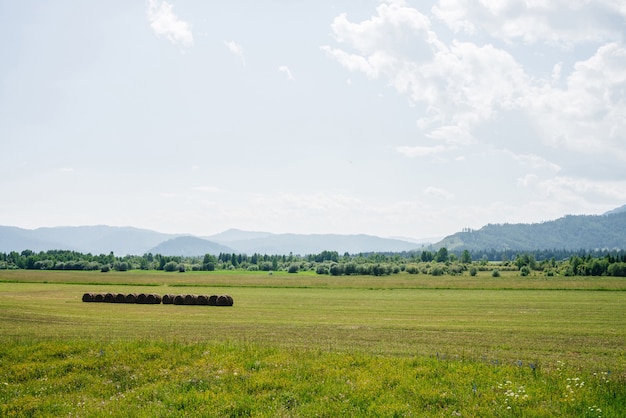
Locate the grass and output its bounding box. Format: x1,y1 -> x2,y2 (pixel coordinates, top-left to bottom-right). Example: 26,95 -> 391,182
0,270 -> 625,416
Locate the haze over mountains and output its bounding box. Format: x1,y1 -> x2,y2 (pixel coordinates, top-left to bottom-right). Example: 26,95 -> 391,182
1,205 -> 625,256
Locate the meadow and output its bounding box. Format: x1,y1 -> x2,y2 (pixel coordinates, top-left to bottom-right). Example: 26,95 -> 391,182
0,269 -> 624,416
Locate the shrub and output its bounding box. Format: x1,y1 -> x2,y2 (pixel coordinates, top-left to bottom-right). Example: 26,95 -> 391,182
100,265 -> 110,273
430,266 -> 445,276
492,270 -> 501,277
520,266 -> 531,276
163,261 -> 178,272
469,267 -> 477,276
113,262 -> 129,272
316,264 -> 329,275
406,265 -> 419,274
288,263 -> 299,273
329,263 -> 344,276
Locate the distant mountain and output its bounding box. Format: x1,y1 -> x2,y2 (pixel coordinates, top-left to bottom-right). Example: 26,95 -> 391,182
3,204 -> 624,256
434,210 -> 626,251
0,225 -> 178,255
0,226 -> 72,253
205,228 -> 273,243
604,204 -> 626,216
147,236 -> 234,256
223,233 -> 419,255
0,225 -> 420,255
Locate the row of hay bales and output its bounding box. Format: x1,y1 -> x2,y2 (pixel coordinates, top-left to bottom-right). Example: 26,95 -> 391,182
162,294 -> 234,306
82,292 -> 162,304
82,292 -> 233,306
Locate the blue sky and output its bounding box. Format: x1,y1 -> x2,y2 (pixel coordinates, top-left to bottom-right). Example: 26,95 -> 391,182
1,0 -> 625,239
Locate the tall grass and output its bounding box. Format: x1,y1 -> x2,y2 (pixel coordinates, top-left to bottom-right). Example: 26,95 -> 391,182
1,339 -> 623,417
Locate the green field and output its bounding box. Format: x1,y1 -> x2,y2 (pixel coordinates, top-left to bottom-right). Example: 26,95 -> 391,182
1,270 -> 625,416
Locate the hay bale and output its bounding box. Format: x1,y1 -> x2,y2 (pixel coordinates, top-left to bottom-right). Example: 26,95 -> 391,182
114,293 -> 126,303
196,294 -> 208,305
136,293 -> 148,304
94,293 -> 105,302
146,293 -> 161,304
225,295 -> 234,306
82,293 -> 95,302
183,294 -> 197,305
208,295 -> 218,306
173,294 -> 185,305
162,294 -> 175,304
125,293 -> 138,304
216,295 -> 234,306
104,293 -> 116,303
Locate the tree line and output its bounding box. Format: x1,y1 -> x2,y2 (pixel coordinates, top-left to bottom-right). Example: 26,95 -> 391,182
1,248 -> 626,277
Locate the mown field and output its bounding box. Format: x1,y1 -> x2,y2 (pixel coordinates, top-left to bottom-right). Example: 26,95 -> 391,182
1,270 -> 624,417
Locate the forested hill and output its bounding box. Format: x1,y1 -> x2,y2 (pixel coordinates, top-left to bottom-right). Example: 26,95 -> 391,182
435,211 -> 626,251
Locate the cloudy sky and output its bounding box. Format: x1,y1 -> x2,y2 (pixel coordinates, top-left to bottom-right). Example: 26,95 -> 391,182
1,0 -> 625,240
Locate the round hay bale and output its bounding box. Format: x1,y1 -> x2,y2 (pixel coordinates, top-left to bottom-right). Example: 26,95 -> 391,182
207,295 -> 218,306
114,293 -> 126,303
82,293 -> 95,302
136,293 -> 148,304
162,294 -> 175,304
216,295 -> 231,306
224,295 -> 234,306
196,294 -> 208,305
104,293 -> 116,303
146,293 -> 162,304
183,294 -> 197,305
125,293 -> 138,304
94,293 -> 105,302
173,294 -> 185,305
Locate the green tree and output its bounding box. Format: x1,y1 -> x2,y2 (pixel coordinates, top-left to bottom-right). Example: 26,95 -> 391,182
460,250 -> 472,264
435,247 -> 449,263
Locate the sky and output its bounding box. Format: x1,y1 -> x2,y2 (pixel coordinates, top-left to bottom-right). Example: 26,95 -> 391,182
1,0 -> 625,240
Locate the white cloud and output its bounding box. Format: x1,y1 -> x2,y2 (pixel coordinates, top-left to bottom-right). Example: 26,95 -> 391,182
525,42 -> 626,160
423,186 -> 454,200
432,0 -> 626,46
278,65 -> 294,81
147,0 -> 194,47
535,176 -> 626,204
511,153 -> 561,172
325,0 -> 626,171
323,3 -> 528,152
224,41 -> 245,66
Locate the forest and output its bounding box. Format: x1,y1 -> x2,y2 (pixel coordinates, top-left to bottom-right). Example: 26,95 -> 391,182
1,247 -> 626,277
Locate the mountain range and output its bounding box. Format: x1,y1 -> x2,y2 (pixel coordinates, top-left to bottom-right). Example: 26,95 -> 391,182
1,205 -> 625,255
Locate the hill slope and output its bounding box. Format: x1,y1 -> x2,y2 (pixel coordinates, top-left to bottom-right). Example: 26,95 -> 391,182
435,211 -> 626,251
147,236 -> 234,256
